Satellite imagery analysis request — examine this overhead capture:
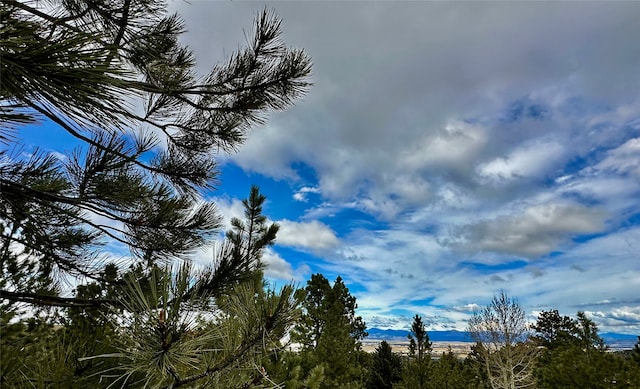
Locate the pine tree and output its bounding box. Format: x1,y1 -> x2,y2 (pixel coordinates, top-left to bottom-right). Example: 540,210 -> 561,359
1,0 -> 311,308
1,186 -> 298,387
226,184 -> 279,289
1,1 -> 311,386
403,314 -> 432,389
428,348 -> 484,389
367,340 -> 402,389
532,311 -> 639,388
292,274 -> 368,388
530,309 -> 577,350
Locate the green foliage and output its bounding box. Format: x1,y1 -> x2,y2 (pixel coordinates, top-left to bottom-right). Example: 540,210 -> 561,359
427,348 -> 485,389
264,350 -> 328,389
227,185 -> 279,261
464,343 -> 491,388
367,341 -> 402,389
0,305 -> 120,387
530,309 -> 577,350
1,186 -> 299,388
533,310 -> 640,388
574,311 -> 606,351
225,185 -> 279,290
1,0 -> 310,308
402,315 -> 432,389
408,315 -> 432,360
534,343 -> 640,388
1,1 -> 311,386
293,274 -> 367,349
80,263 -> 298,388
304,365 -> 327,389
292,274 -> 368,388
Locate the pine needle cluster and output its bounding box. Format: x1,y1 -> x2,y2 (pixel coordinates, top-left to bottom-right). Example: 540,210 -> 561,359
1,1 -> 311,387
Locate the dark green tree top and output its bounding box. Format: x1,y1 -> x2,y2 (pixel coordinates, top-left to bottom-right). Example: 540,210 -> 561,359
367,340 -> 402,389
226,185 -> 279,269
533,316 -> 635,389
293,274 -> 367,349
531,309 -> 577,350
575,311 -> 606,351
403,314 -> 433,389
408,314 -> 433,361
293,274 -> 368,388
634,336 -> 640,364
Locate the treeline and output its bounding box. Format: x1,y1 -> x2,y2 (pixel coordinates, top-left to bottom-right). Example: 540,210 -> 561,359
3,265 -> 640,388
254,281 -> 640,389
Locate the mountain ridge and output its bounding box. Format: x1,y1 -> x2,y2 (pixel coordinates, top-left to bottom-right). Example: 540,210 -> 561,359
365,328 -> 638,350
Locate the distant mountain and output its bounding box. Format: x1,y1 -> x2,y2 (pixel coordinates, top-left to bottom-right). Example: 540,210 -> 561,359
366,328 -> 472,342
601,332 -> 638,341
366,328 -> 639,349
601,333 -> 638,351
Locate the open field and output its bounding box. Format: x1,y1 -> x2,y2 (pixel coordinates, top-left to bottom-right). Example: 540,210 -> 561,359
361,340 -> 473,359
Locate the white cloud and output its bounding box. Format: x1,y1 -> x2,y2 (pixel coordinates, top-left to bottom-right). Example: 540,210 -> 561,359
277,219 -> 340,251
606,307 -> 640,324
50,151 -> 67,162
304,221 -> 640,333
584,307 -> 640,333
175,1 -> 640,227
477,139 -> 565,183
212,197 -> 340,252
293,186 -> 320,202
262,248 -> 308,281
363,315 -> 413,331
452,202 -> 608,258
222,123 -> 302,180
400,120 -> 487,172
560,176 -> 639,209
595,137 -> 640,177
209,196 -> 246,232
453,303 -> 481,313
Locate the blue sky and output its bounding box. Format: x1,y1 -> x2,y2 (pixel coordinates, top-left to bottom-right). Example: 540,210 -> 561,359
16,1 -> 640,334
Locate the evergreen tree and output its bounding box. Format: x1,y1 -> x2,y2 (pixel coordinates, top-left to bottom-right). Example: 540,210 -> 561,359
367,341 -> 402,389
464,342 -> 491,388
574,311 -> 606,352
403,314 -> 432,389
530,309 -> 577,350
1,1 -> 310,386
293,274 -> 368,388
633,336 -> 640,365
429,348 -> 485,389
263,350 -> 327,389
533,311 -> 639,388
1,186 -> 298,387
226,185 -> 279,270
1,0 -> 310,308
217,184 -> 279,296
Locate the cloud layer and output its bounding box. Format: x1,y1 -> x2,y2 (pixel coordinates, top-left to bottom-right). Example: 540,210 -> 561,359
171,1 -> 640,334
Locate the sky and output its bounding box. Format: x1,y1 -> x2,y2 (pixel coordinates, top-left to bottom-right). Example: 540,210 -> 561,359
162,1 -> 640,335
16,1 -> 640,335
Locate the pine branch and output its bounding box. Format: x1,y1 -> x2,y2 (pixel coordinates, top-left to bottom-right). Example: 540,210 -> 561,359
0,289 -> 120,308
